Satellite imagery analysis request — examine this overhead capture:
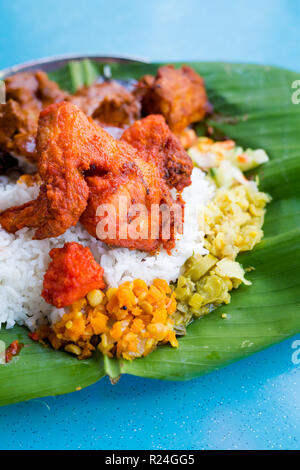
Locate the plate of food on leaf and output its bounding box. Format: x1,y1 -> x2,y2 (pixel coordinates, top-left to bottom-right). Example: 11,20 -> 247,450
0,55 -> 299,406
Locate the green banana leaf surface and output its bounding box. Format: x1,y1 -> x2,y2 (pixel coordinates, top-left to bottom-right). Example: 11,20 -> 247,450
0,60 -> 299,406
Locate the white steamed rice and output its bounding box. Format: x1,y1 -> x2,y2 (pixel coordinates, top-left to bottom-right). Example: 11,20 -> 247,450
0,168 -> 214,330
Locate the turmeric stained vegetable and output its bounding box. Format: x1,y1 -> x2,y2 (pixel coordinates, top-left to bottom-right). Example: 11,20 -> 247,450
34,278 -> 178,361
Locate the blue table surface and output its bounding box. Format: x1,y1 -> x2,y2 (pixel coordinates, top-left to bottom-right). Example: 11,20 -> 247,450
0,0 -> 300,451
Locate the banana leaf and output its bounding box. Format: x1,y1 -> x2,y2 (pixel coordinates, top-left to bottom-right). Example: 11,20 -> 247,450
0,60 -> 299,405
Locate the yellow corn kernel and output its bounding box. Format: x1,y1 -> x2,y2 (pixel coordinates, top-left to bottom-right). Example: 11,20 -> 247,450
140,301 -> 153,315
65,321 -> 73,330
87,289 -> 104,307
64,344 -> 82,356
100,333 -> 109,348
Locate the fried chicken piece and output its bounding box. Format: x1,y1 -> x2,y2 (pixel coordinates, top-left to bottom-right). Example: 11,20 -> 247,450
0,102 -> 188,252
0,71 -> 69,162
0,100 -> 38,161
80,156 -> 175,252
69,81 -> 140,128
42,242 -> 105,308
121,114 -> 193,191
0,101 -> 115,239
132,74 -> 155,102
135,65 -> 212,134
80,116 -> 192,251
5,70 -> 69,108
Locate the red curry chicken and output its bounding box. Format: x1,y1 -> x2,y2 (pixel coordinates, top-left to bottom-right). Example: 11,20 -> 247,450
0,102 -> 193,251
